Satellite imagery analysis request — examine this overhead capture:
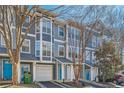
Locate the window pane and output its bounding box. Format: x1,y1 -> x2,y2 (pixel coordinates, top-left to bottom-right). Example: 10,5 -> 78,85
42,19 -> 51,34
59,46 -> 65,56
36,50 -> 40,57
69,47 -> 72,58
22,46 -> 29,52
59,27 -> 64,37
22,40 -> 30,53
42,41 -> 51,57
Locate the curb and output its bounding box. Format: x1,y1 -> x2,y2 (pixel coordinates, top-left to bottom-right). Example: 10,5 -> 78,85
35,82 -> 46,88
0,84 -> 12,88
50,81 -> 65,88
108,82 -> 122,88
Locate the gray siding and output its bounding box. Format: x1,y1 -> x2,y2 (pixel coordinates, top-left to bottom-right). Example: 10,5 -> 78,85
0,47 -> 7,54
21,35 -> 35,56
53,24 -> 65,41
54,41 -> 66,57
42,57 -> 51,61
53,64 -> 56,80
42,33 -> 51,42
23,23 -> 35,35
20,53 -> 38,60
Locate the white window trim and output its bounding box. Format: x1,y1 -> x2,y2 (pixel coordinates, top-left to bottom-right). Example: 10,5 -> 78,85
42,18 -> 51,35
25,16 -> 30,23
42,41 -> 51,57
35,41 -> 40,57
58,25 -> 65,38
58,45 -> 65,57
21,39 -> 31,54
92,52 -> 96,63
86,50 -> 91,61
1,34 -> 5,46
68,46 -> 72,59
92,36 -> 97,47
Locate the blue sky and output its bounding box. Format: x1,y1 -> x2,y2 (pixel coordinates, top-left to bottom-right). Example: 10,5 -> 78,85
42,5 -> 58,10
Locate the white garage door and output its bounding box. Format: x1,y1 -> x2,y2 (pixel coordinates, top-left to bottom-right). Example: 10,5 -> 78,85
36,64 -> 53,81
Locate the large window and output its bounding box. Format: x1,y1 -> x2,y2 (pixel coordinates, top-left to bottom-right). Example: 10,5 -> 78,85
58,26 -> 64,37
25,16 -> 30,23
68,47 -> 72,58
42,41 -> 51,57
92,52 -> 96,63
0,34 -> 5,46
92,35 -> 97,47
35,41 -> 40,57
85,50 -> 90,61
58,45 -> 65,57
22,39 -> 30,53
75,48 -> 79,59
42,18 -> 51,34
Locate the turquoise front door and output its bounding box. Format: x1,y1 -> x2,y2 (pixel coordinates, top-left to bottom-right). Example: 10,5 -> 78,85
58,64 -> 62,80
3,60 -> 12,80
85,70 -> 91,81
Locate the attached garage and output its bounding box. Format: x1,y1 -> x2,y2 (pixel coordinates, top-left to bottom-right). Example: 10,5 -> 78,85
36,64 -> 53,81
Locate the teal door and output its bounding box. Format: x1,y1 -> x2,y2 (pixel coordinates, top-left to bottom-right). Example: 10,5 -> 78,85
58,64 -> 62,80
85,70 -> 91,81
3,60 -> 12,80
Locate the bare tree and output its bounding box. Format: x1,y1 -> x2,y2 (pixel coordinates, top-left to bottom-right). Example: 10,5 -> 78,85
0,5 -> 63,85
57,6 -> 110,83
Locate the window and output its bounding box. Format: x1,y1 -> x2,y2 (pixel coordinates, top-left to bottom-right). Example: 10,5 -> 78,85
58,26 -> 64,37
75,48 -> 79,59
22,39 -> 30,53
86,50 -> 90,61
1,34 -> 5,46
25,16 -> 30,23
35,41 -> 40,57
36,33 -> 40,40
75,30 -> 80,40
68,47 -> 72,58
68,27 -> 71,39
42,41 -> 51,57
71,27 -> 75,39
92,52 -> 96,63
92,36 -> 97,47
58,45 -> 65,57
42,18 -> 51,34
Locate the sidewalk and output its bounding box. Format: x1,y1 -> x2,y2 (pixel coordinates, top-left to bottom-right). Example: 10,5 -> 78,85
0,84 -> 12,88
79,80 -> 116,88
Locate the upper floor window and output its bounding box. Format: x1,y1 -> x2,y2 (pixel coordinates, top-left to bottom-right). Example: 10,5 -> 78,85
92,35 -> 97,47
21,39 -> 30,53
68,47 -> 72,58
35,41 -> 40,57
92,52 -> 96,63
85,50 -> 90,61
42,41 -> 51,57
58,45 -> 65,57
58,26 -> 64,37
42,18 -> 51,34
25,16 -> 30,23
0,34 -> 5,47
75,48 -> 79,59
75,30 -> 80,40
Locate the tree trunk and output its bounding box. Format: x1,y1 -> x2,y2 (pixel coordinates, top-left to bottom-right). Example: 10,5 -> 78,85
12,63 -> 18,85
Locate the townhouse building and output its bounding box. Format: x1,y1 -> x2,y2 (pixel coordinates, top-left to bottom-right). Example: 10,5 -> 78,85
0,15 -> 37,83
0,8 -> 102,83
